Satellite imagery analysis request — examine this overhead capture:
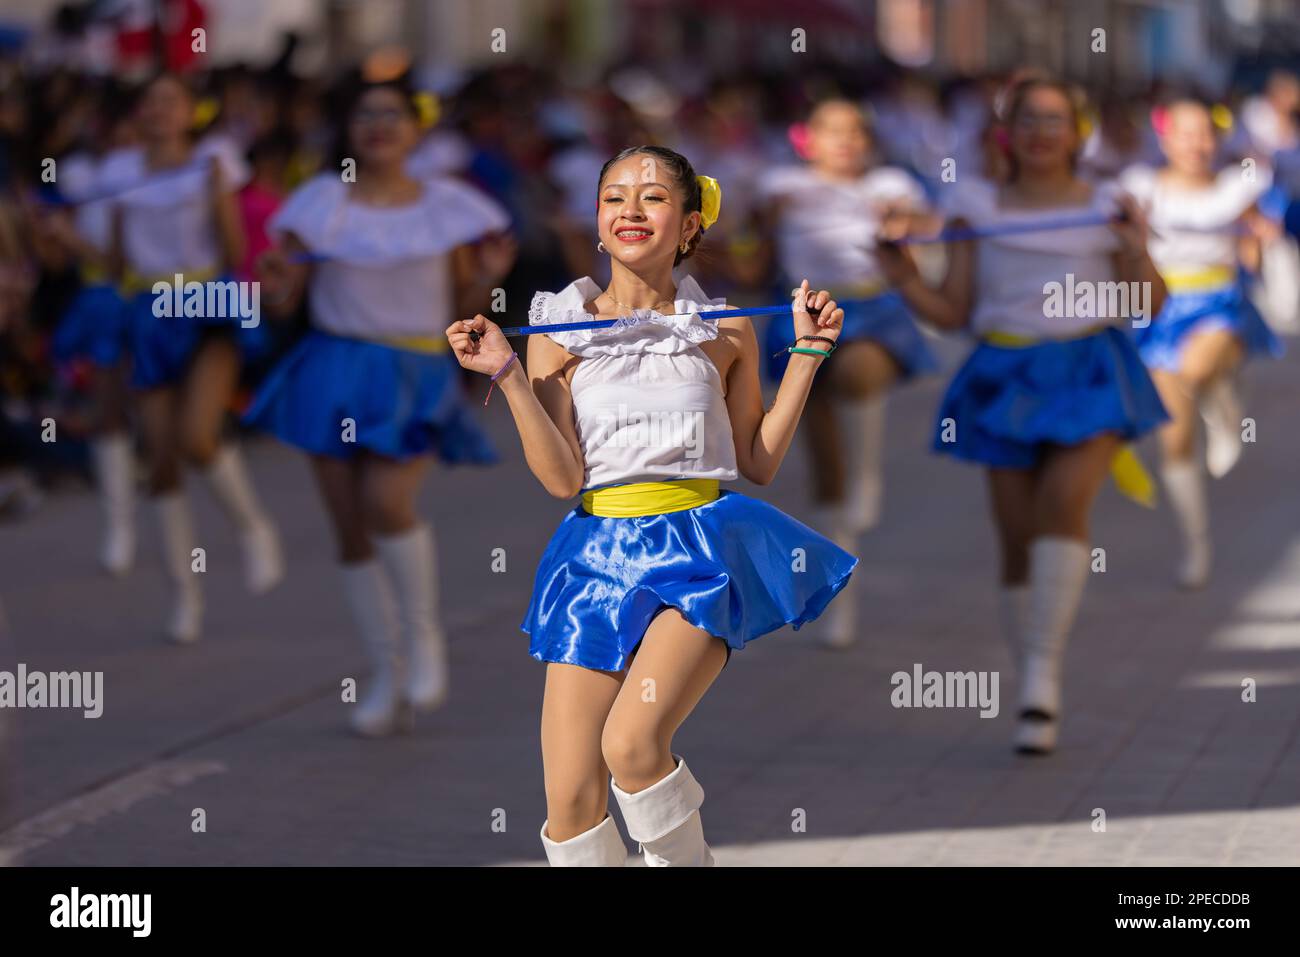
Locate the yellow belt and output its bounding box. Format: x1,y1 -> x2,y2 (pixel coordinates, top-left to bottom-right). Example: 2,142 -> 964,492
979,328 -> 1157,509
980,325 -> 1108,348
80,263 -> 110,286
1161,265 -> 1235,294
380,335 -> 451,354
121,265 -> 221,296
581,479 -> 720,517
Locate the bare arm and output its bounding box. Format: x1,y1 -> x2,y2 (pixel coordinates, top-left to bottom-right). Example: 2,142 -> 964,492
876,224 -> 976,331
208,158 -> 246,273
1110,193 -> 1166,318
256,231 -> 311,318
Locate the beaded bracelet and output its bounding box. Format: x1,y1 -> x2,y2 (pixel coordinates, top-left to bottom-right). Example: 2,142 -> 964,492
484,352 -> 518,406
797,335 -> 838,351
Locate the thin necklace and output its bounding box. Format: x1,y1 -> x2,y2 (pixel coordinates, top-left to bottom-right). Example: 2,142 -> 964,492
606,290 -> 676,314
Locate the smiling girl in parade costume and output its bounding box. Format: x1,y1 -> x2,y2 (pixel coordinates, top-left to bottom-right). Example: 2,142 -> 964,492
1119,96 -> 1284,590
248,75 -> 514,736
877,78 -> 1169,755
110,73 -> 284,643
755,98 -> 939,648
447,145 -> 857,866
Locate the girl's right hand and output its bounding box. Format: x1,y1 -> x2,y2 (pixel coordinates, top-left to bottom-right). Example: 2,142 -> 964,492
447,314 -> 516,376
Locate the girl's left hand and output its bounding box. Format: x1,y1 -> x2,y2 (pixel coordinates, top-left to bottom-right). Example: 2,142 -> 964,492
1110,193 -> 1149,258
791,279 -> 843,343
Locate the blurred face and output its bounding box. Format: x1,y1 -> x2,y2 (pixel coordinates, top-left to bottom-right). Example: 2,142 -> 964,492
137,76 -> 193,144
1008,85 -> 1078,177
596,154 -> 698,270
1160,102 -> 1216,175
807,102 -> 871,177
348,87 -> 419,166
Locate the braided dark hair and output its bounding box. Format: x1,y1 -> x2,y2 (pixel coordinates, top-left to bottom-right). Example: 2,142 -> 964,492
597,145 -> 704,266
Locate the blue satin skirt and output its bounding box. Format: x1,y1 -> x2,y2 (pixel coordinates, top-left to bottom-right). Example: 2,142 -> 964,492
243,330 -> 498,464
933,327 -> 1168,469
52,284 -> 127,366
1132,285 -> 1284,372
765,290 -> 939,380
123,286 -> 268,389
522,489 -> 858,672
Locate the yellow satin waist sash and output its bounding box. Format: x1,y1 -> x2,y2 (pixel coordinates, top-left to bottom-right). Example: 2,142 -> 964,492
581,479 -> 720,517
1161,265 -> 1235,294
979,327 -> 1157,509
980,325 -> 1108,347
121,266 -> 220,296
377,335 -> 451,354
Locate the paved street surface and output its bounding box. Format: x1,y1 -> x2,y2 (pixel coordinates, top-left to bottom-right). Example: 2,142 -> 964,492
2,330 -> 1298,866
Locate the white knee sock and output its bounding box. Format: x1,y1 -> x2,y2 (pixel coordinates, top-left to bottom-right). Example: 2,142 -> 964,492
91,434 -> 136,575
155,491 -> 202,643
202,445 -> 283,593
374,524 -> 448,711
340,560 -> 403,736
1200,377 -> 1243,479
841,395 -> 887,533
1162,461 -> 1211,588
1019,537 -> 1090,718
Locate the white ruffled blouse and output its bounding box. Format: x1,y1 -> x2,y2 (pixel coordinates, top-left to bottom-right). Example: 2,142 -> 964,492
528,275 -> 739,490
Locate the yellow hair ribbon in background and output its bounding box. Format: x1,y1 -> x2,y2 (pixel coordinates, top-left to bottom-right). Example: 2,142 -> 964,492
1211,103 -> 1234,132
192,97 -> 220,131
413,92 -> 440,129
696,174 -> 722,229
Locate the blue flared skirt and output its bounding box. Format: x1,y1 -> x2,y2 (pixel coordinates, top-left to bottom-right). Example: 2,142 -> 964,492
242,330 -> 498,464
765,290 -> 939,381
123,285 -> 269,389
52,284 -> 128,366
521,489 -> 858,672
1132,284 -> 1284,372
933,327 -> 1169,469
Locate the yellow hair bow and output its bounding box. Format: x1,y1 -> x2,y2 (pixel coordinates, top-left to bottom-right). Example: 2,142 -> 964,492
192,97 -> 220,131
697,175 -> 722,230
413,92 -> 441,130
1211,103 -> 1234,132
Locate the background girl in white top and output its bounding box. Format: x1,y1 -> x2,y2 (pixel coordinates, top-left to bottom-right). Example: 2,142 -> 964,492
754,99 -> 938,649
878,78 -> 1169,755
447,145 -> 856,866
249,75 -> 514,737
1120,96 -> 1284,589
110,73 -> 283,644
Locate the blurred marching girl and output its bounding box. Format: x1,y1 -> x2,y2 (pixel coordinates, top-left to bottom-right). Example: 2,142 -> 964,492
1119,97 -> 1284,589
248,76 -> 514,736
30,97 -> 137,574
877,78 -> 1169,755
755,98 -> 938,648
110,73 -> 283,643
446,145 -> 857,866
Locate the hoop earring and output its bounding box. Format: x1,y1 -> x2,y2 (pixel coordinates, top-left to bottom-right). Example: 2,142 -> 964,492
596,241 -> 607,253
679,239 -> 689,255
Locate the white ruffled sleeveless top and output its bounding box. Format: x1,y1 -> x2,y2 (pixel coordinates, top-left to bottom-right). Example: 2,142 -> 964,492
528,275 -> 739,491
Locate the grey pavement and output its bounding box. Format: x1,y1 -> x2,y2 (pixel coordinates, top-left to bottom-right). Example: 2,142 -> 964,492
1,330 -> 1298,866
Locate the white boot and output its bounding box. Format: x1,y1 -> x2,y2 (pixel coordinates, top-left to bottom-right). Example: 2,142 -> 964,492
92,434 -> 136,576
612,755 -> 715,867
340,561 -> 409,737
813,504 -> 860,649
374,524 -> 448,711
1162,461 -> 1211,589
540,814 -> 628,867
999,584 -> 1029,661
1015,538 -> 1090,755
1200,377 -> 1243,479
155,491 -> 203,644
201,445 -> 284,594
841,395 -> 887,533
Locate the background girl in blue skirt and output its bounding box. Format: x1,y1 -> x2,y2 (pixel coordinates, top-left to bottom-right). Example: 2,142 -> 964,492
447,146 -> 856,866
248,74 -> 514,737
110,73 -> 284,644
1120,96 -> 1285,589
878,77 -> 1169,755
755,99 -> 938,648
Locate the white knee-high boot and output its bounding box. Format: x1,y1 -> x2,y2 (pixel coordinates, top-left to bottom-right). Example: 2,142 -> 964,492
340,561 -> 407,736
540,814 -> 628,867
813,504 -> 860,649
1162,461 -> 1211,589
612,755 -> 715,867
1200,377 -> 1243,479
155,491 -> 202,643
1015,537 -> 1090,755
92,434 -> 136,576
201,445 -> 284,594
841,395 -> 887,534
373,524 -> 448,711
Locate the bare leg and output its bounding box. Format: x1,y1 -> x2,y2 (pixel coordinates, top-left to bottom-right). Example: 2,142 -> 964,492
541,663 -> 626,842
